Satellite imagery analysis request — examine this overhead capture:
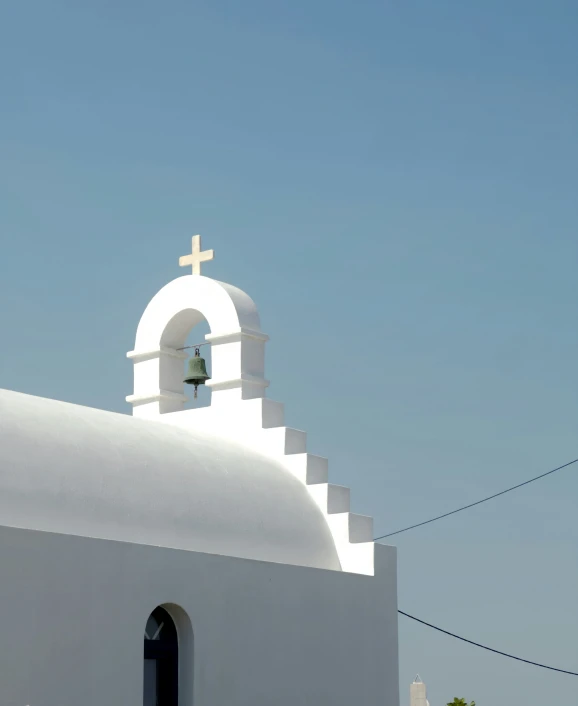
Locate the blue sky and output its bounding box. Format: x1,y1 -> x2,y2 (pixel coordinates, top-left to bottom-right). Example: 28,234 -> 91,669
1,1 -> 577,703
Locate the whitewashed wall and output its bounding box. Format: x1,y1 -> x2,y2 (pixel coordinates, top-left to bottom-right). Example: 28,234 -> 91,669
0,526 -> 399,706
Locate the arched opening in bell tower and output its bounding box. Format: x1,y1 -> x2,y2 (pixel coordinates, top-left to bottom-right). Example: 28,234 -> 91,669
160,308 -> 213,410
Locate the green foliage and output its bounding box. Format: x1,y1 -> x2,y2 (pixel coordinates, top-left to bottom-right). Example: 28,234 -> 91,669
446,699 -> 475,706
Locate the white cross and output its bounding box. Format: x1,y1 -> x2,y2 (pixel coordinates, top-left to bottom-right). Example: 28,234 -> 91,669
179,234 -> 215,275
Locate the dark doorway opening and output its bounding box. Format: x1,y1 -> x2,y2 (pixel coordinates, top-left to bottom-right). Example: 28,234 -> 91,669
144,606 -> 178,706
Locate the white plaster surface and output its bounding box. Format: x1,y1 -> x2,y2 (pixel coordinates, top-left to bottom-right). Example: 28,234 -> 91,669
0,388 -> 340,570
0,526 -> 399,706
124,273 -> 379,575
152,401 -> 378,575
127,275 -> 269,412
0,267 -> 400,706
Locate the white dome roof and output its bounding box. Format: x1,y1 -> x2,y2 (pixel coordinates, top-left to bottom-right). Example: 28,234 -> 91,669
0,389 -> 341,570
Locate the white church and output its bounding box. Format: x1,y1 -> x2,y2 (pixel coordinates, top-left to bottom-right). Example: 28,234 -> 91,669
0,236 -> 399,706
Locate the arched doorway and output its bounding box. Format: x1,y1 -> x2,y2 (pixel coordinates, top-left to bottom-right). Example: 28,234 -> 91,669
143,606 -> 178,706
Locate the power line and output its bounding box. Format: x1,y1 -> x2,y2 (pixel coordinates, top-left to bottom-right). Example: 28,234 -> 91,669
399,610 -> 578,676
379,459 -> 578,675
375,457 -> 578,541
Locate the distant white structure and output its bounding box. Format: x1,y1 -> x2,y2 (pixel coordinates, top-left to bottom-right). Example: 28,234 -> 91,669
410,675 -> 430,706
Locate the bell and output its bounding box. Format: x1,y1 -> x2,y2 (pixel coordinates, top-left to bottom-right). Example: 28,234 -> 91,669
183,347 -> 211,399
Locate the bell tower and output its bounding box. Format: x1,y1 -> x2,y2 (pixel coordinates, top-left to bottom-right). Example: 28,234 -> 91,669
126,236 -> 269,417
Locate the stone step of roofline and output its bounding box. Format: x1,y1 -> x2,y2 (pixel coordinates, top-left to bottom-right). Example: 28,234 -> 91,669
282,454 -> 328,484
259,426 -> 307,455
326,512 -> 374,544
334,540 -> 375,576
307,484 -> 351,515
